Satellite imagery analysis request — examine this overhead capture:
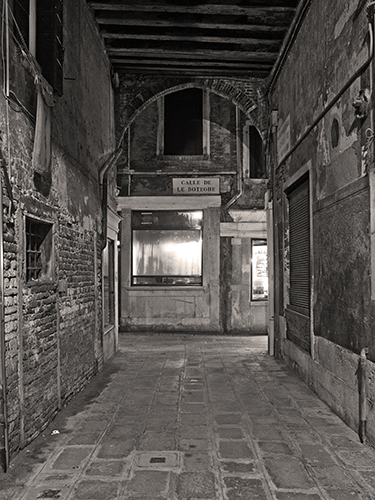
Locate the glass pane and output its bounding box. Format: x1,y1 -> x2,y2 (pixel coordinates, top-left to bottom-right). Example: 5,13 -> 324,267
133,229 -> 202,280
252,240 -> 268,301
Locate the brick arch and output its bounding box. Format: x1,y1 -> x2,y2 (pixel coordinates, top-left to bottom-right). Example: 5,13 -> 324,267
117,78 -> 263,145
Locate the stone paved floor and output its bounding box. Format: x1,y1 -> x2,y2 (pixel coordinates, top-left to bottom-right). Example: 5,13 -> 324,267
1,333 -> 375,499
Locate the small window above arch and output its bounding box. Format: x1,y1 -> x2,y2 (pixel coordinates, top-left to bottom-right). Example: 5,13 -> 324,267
157,88 -> 210,158
164,88 -> 202,155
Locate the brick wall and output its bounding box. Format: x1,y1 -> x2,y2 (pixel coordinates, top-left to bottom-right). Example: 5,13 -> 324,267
0,0 -> 116,460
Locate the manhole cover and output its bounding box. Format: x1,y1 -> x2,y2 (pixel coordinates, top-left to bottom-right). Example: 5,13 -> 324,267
150,457 -> 166,463
136,451 -> 181,469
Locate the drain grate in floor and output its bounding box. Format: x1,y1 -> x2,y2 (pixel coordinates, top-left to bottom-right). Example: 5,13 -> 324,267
135,451 -> 181,469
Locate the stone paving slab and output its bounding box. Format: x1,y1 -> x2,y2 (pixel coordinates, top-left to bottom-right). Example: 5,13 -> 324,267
0,333 -> 375,499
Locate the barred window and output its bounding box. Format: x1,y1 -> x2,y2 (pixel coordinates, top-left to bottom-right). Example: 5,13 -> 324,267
26,217 -> 53,282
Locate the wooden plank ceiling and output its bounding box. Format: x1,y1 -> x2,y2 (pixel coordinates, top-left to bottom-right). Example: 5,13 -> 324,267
87,0 -> 300,78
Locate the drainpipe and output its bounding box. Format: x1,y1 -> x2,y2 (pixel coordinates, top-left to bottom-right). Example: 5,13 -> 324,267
224,106 -> 243,210
0,168 -> 9,472
359,347 -> 369,443
265,190 -> 274,356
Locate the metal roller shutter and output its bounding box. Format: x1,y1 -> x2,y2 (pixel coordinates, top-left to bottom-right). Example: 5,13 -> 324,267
288,178 -> 310,315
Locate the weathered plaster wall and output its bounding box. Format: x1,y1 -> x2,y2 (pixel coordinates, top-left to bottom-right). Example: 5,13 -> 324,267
1,0 -> 115,457
269,0 -> 374,444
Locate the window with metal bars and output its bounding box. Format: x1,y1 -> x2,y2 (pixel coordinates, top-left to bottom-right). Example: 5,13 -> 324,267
287,177 -> 310,316
26,217 -> 53,282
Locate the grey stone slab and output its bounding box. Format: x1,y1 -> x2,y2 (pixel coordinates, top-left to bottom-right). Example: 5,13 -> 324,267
183,391 -> 205,403
180,402 -> 207,413
50,447 -> 93,471
251,426 -> 285,441
145,417 -> 177,431
311,466 -> 357,490
223,477 -> 268,500
97,439 -> 136,459
257,441 -> 293,455
65,434 -> 102,446
218,441 -> 254,460
183,452 -> 212,472
103,425 -> 140,440
274,494 -> 322,500
0,488 -> 25,500
335,449 -> 375,470
22,486 -> 73,500
125,470 -> 169,496
180,438 -> 213,452
179,425 -> 210,440
71,480 -> 121,499
220,461 -> 258,474
264,456 -> 315,489
180,413 -> 208,426
216,427 -> 244,439
74,419 -> 110,434
84,460 -> 128,476
214,413 -> 243,425
138,431 -> 176,451
299,444 -> 336,465
177,472 -> 216,498
326,489 -> 371,500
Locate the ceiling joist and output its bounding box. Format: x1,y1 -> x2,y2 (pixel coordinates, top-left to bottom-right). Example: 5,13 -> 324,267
87,0 -> 299,78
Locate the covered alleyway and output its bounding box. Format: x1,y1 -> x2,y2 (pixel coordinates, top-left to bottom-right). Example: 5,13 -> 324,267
1,333 -> 375,500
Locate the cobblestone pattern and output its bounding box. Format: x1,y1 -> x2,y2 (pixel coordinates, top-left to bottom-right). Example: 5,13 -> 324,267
1,334 -> 375,499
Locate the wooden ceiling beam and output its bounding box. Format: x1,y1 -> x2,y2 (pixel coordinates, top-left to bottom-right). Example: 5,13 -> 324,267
113,66 -> 270,77
96,17 -> 291,32
102,33 -> 283,45
107,47 -> 278,61
110,57 -> 273,69
88,3 -> 297,16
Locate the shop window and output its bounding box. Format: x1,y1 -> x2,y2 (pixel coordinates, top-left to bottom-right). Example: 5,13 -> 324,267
249,126 -> 265,178
164,89 -> 203,155
103,239 -> 115,328
251,239 -> 268,301
287,177 -> 310,315
13,0 -> 64,95
132,210 -> 203,286
25,217 -> 53,282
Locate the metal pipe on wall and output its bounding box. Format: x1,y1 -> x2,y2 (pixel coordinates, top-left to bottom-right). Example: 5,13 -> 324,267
358,347 -> 369,443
